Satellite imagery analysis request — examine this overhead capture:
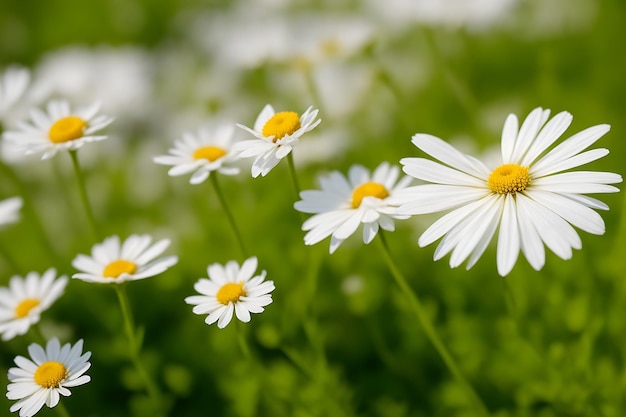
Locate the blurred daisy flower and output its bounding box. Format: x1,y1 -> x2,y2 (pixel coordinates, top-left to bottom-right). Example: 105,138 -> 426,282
3,99 -> 113,160
71,234 -> 178,284
6,338 -> 91,417
0,197 -> 23,227
0,269 -> 68,341
294,162 -> 413,253
235,104 -> 320,177
0,66 -> 30,122
397,107 -> 623,276
185,257 -> 274,329
153,123 -> 240,184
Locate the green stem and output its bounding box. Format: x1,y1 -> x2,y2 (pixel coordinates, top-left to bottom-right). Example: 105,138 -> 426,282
114,285 -> 163,415
69,150 -> 99,240
286,152 -> 301,201
209,174 -> 247,258
55,401 -> 71,417
377,232 -> 490,416
236,321 -> 252,359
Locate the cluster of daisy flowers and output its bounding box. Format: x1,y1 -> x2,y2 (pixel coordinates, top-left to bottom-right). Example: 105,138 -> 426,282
1,61 -> 623,415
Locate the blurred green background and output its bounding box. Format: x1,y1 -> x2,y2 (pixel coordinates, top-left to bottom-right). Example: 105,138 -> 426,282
2,0 -> 626,416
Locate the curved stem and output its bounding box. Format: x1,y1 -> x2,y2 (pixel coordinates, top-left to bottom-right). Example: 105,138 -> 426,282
378,232 -> 490,416
55,401 -> 71,417
210,174 -> 248,258
286,152 -> 301,201
68,150 -> 99,240
114,285 -> 163,415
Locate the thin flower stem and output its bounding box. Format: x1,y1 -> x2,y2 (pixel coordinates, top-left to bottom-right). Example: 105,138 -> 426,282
286,152 -> 301,200
114,285 -> 163,415
55,401 -> 71,417
236,321 -> 252,359
209,174 -> 248,258
377,232 -> 490,416
68,150 -> 99,240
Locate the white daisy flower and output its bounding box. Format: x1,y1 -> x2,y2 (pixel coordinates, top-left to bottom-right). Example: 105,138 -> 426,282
397,107 -> 623,276
294,162 -> 413,253
6,338 -> 91,417
3,99 -> 113,160
0,197 -> 23,227
185,256 -> 274,329
235,104 -> 321,177
153,123 -> 240,184
0,66 -> 30,122
71,234 -> 178,284
0,269 -> 68,341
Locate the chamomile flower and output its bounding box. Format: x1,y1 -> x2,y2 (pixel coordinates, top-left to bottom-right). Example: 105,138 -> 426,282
397,107 -> 623,276
185,257 -> 274,329
294,162 -> 413,253
71,234 -> 178,284
6,338 -> 91,417
153,123 -> 240,184
235,104 -> 320,177
0,269 -> 68,341
3,99 -> 113,160
0,197 -> 23,227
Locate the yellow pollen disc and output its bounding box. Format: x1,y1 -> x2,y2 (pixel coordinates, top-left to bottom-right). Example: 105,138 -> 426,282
14,298 -> 40,318
351,182 -> 390,208
34,361 -> 67,388
103,260 -> 138,279
48,116 -> 88,144
488,164 -> 531,195
192,146 -> 227,162
262,111 -> 301,142
216,282 -> 246,305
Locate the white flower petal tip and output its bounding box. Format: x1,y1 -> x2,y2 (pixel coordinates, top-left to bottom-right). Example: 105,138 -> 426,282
185,256 -> 274,329
400,107 -> 621,276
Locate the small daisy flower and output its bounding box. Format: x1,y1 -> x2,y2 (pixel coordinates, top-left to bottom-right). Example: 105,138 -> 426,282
0,269 -> 68,342
153,123 -> 240,184
71,234 -> 178,284
397,107 -> 623,276
294,162 -> 413,253
0,197 -> 23,227
6,338 -> 91,417
3,99 -> 113,160
185,257 -> 274,329
0,66 -> 30,120
235,104 -> 321,177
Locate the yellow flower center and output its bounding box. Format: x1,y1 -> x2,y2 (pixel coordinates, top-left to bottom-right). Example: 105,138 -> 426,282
262,111 -> 301,142
48,116 -> 88,144
34,361 -> 67,388
103,260 -> 138,279
488,164 -> 531,195
192,146 -> 227,162
14,298 -> 40,318
216,282 -> 246,305
351,182 -> 390,208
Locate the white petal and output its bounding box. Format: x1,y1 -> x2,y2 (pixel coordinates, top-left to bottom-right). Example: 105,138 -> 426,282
496,194 -> 521,277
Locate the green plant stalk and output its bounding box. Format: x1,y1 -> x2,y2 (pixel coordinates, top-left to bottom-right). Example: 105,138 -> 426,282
56,401 -> 71,417
286,152 -> 301,201
209,174 -> 248,258
114,285 -> 163,415
378,231 -> 490,416
68,150 -> 99,240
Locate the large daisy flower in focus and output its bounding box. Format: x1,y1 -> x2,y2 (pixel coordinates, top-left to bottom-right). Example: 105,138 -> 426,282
294,162 -> 413,253
235,104 -> 321,177
0,197 -> 23,227
153,123 -> 240,184
6,338 -> 91,417
185,257 -> 274,329
397,107 -> 622,276
3,99 -> 113,160
71,234 -> 178,284
0,269 -> 68,341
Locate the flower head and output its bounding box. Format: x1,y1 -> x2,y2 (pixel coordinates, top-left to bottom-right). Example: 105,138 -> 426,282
153,123 -> 240,184
72,234 -> 178,284
0,197 -> 23,227
397,107 -> 623,276
185,257 -> 274,329
235,104 -> 321,177
6,338 -> 91,417
3,99 -> 113,160
0,269 -> 68,341
294,162 -> 413,253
